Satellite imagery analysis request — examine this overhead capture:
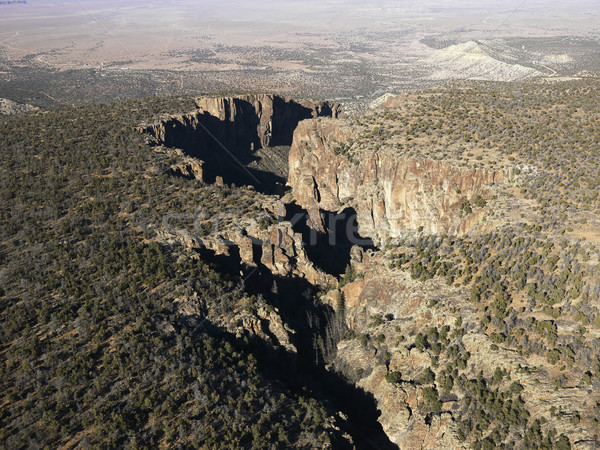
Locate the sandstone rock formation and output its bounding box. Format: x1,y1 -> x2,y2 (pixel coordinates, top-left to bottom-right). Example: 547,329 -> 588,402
231,303 -> 298,354
170,155 -> 204,181
157,202 -> 336,289
288,117 -> 504,240
357,364 -> 465,449
193,94 -> 342,150
141,94 -> 341,188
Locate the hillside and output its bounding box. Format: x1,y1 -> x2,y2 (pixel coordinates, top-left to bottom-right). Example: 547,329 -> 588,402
423,41 -> 542,81
1,78 -> 600,448
0,97 -> 389,448
287,79 -> 600,448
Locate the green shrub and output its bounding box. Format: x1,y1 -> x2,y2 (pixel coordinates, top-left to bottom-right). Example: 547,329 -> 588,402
385,371 -> 402,384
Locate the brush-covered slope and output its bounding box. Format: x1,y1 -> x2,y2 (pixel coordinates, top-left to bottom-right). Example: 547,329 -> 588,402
0,98 -> 373,448
312,79 -> 600,449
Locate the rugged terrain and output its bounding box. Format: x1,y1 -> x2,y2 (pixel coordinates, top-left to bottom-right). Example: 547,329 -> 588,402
286,82 -> 600,448
288,117 -> 504,238
141,94 -> 341,192
2,79 -> 600,448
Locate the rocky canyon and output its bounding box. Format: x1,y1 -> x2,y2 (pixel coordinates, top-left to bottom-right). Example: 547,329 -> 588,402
135,88 -> 600,449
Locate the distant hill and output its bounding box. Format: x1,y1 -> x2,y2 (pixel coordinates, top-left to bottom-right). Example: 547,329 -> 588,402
0,98 -> 37,115
424,40 -> 542,81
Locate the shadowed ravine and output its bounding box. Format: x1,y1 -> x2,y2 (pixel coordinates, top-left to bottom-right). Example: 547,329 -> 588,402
145,95 -> 395,446
143,94 -> 341,194
196,244 -> 396,449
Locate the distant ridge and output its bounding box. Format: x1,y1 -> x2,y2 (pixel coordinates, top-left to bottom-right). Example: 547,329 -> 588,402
424,40 -> 541,82
0,98 -> 38,115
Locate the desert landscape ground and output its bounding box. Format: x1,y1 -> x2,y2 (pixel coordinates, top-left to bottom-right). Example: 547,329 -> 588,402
1,0 -> 600,108
1,1 -> 600,449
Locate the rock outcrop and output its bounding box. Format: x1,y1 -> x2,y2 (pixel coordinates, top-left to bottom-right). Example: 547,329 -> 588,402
288,117 -> 504,240
157,201 -> 336,289
231,303 -> 298,354
327,255 -> 475,448
193,94 -> 342,150
169,155 -> 204,181
172,282 -> 297,353
357,364 -> 465,449
327,242 -> 600,448
141,94 -> 341,189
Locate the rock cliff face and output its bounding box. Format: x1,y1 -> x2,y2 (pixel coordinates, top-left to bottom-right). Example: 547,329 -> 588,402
288,118 -> 504,240
142,94 -> 341,190
156,215 -> 336,356
193,94 -> 342,150
169,155 -> 204,180
157,195 -> 336,289
321,256 -> 467,448
143,91 -> 599,448
357,364 -> 465,449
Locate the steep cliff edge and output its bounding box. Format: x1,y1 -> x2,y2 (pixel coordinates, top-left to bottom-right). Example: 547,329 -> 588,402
288,118 -> 505,240
141,94 -> 341,193
193,94 -> 341,149
140,91 -> 593,448
323,242 -> 599,449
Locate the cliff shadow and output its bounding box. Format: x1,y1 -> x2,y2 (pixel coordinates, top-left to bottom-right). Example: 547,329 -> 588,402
285,203 -> 375,276
147,97 -> 326,195
237,261 -> 396,449
269,96 -> 315,146
195,244 -> 242,279
189,306 -> 396,449
186,241 -> 395,448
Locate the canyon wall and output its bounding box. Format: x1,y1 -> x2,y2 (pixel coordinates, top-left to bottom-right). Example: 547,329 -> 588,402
288,118 -> 505,240
195,95 -> 341,149
143,95 -> 340,164
141,94 -> 340,190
